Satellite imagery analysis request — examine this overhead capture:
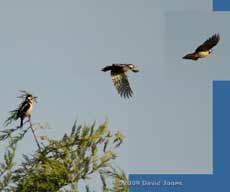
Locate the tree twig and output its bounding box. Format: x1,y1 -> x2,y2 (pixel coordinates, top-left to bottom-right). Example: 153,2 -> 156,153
28,116 -> 41,151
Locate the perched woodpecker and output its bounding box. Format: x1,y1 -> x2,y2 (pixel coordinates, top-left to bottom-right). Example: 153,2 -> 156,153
16,94 -> 36,127
102,64 -> 139,98
183,33 -> 220,60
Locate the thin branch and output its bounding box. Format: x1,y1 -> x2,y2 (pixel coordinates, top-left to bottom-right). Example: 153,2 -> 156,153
29,116 -> 41,151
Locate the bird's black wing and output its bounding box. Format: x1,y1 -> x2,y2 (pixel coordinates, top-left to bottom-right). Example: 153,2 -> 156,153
16,101 -> 30,119
111,71 -> 133,98
102,64 -> 124,72
195,33 -> 220,53
102,65 -> 112,72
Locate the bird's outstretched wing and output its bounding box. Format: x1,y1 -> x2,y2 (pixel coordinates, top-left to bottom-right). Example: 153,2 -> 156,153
111,71 -> 133,98
102,65 -> 113,72
195,33 -> 220,53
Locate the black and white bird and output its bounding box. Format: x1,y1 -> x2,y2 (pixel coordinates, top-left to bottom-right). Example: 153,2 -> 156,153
102,64 -> 139,98
16,94 -> 37,127
183,33 -> 220,60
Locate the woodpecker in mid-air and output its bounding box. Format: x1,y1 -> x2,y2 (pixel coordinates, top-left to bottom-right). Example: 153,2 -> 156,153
102,64 -> 139,98
16,94 -> 37,127
183,33 -> 220,60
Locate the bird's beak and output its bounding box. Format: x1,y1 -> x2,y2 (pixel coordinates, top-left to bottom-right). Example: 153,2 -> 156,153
132,69 -> 139,72
130,65 -> 139,72
132,66 -> 139,73
33,96 -> 38,103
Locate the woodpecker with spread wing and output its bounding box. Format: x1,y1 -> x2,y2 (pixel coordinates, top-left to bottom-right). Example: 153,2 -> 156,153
16,93 -> 37,127
183,33 -> 220,60
102,64 -> 139,98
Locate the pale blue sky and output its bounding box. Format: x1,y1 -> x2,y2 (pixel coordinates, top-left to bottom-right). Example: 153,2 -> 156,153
0,2 -> 219,188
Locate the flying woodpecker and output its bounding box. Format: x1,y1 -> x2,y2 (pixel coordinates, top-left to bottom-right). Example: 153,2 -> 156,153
102,64 -> 139,98
183,33 -> 220,60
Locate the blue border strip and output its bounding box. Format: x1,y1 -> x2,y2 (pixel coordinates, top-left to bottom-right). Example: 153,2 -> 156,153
129,81 -> 230,192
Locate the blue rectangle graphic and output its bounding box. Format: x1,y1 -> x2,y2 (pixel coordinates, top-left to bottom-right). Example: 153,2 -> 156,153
213,0 -> 230,11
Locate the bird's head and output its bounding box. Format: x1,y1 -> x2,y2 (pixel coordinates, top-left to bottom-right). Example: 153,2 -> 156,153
26,94 -> 38,103
128,64 -> 139,73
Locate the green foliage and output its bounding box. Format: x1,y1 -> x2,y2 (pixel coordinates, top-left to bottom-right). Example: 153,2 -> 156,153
15,159 -> 69,192
1,91 -> 128,191
0,120 -> 128,192
0,138 -> 17,192
3,110 -> 18,128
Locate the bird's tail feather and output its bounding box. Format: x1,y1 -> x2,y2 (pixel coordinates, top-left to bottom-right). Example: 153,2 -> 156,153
183,53 -> 198,60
